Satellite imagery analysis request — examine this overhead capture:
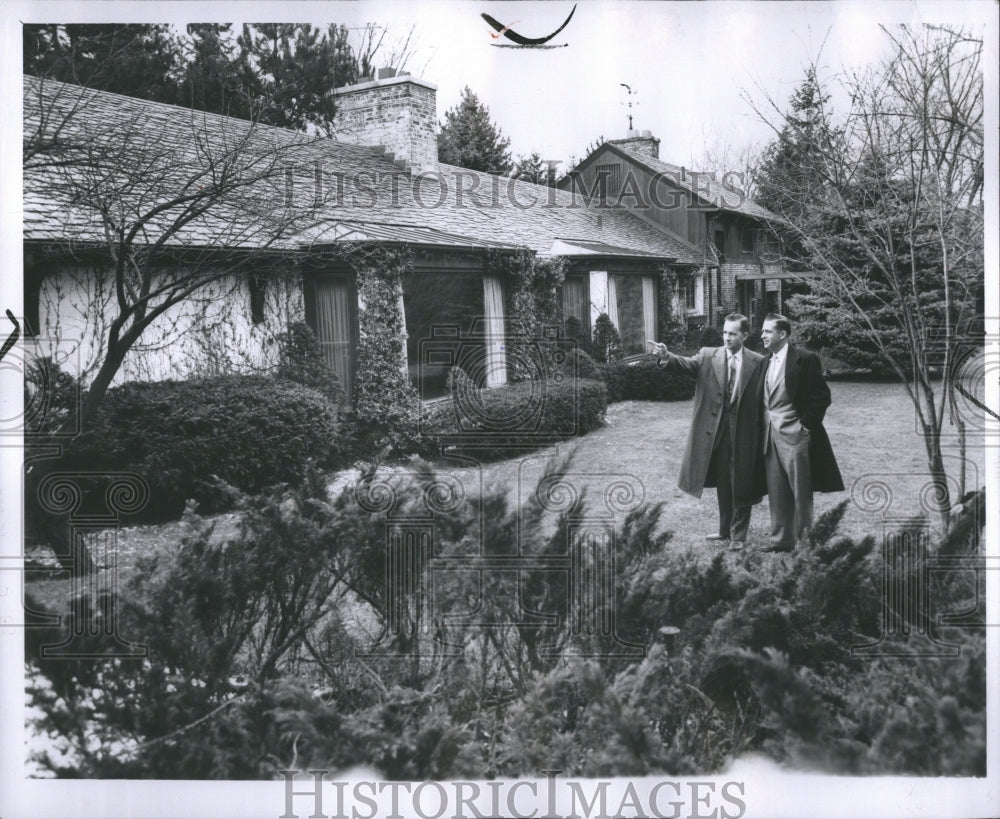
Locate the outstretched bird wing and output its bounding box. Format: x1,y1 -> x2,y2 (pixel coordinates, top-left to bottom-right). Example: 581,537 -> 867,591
481,4 -> 576,46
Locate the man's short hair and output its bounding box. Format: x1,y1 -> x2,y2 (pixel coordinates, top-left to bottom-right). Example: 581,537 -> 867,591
723,312 -> 750,334
764,312 -> 792,336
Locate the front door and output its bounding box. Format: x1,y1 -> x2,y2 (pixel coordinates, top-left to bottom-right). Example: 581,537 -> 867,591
305,275 -> 357,404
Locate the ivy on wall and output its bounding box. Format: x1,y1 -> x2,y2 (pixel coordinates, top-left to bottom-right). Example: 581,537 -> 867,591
488,249 -> 567,382
657,265 -> 689,349
335,244 -> 421,453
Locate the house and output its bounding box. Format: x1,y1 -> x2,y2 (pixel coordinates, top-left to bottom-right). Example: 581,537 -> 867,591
559,129 -> 797,331
23,70 -> 707,408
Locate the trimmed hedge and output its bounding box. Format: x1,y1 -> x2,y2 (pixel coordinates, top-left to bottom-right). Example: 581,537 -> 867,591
420,372 -> 607,461
63,375 -> 343,520
600,358 -> 696,403
559,347 -> 603,381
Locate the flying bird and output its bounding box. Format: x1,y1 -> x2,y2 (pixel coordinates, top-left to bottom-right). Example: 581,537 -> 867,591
482,3 -> 577,46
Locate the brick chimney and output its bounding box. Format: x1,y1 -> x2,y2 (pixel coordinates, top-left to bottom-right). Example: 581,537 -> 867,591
333,68 -> 438,172
609,129 -> 660,160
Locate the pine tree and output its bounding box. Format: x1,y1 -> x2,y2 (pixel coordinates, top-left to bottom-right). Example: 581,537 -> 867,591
437,87 -> 512,175
236,24 -> 358,134
755,69 -> 838,223
23,24 -> 184,104
511,152 -> 555,186
177,24 -> 252,120
25,23 -> 365,134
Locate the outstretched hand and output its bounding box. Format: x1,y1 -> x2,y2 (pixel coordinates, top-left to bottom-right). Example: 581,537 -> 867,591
647,340 -> 668,357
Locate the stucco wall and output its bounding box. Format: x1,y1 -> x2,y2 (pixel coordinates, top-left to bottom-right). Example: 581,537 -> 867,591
30,262 -> 305,386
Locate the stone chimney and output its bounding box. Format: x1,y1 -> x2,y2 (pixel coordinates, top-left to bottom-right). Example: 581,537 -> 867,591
333,68 -> 438,172
609,129 -> 660,160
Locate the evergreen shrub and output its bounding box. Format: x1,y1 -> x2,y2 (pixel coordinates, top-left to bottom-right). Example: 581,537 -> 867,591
63,375 -> 342,520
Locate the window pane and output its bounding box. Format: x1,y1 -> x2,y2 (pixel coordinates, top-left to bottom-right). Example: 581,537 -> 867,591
403,272 -> 486,400
311,277 -> 355,403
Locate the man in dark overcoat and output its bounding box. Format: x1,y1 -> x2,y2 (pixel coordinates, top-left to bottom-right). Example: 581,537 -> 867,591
748,312 -> 844,551
649,313 -> 765,550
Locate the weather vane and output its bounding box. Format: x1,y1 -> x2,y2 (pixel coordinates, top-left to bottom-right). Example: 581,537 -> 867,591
620,83 -> 638,130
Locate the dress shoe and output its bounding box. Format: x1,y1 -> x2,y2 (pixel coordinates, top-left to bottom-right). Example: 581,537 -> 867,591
757,542 -> 793,553
705,533 -> 728,542
728,540 -> 746,552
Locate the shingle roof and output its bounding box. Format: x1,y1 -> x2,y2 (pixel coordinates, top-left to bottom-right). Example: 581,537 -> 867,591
608,143 -> 778,222
23,75 -> 704,265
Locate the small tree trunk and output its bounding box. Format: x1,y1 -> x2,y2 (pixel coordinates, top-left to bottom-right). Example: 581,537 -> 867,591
923,433 -> 953,531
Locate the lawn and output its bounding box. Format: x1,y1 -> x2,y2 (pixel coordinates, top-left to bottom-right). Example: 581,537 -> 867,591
430,379 -> 986,552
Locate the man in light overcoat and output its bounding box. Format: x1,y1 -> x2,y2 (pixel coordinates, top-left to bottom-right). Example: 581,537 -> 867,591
747,312 -> 845,551
648,313 -> 765,549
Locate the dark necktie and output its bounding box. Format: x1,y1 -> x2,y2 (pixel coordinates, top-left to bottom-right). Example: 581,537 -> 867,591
728,354 -> 737,404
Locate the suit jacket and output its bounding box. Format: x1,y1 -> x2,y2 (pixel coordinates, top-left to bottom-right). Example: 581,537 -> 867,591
661,345 -> 765,506
748,343 -> 845,496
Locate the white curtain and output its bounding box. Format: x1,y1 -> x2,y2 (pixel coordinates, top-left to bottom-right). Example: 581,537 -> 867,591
606,274 -> 619,330
588,270 -> 608,329
313,277 -> 354,402
642,275 -> 656,348
483,276 -> 507,387
397,290 -> 409,377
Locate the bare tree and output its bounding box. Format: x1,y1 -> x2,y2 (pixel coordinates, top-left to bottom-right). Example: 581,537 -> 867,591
24,75 -> 338,573
692,131 -> 763,202
25,75 -> 334,432
352,23 -> 419,77
747,25 -> 984,526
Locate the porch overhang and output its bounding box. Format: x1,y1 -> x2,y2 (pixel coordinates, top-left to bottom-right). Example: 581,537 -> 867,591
547,238 -> 677,263
734,270 -> 811,282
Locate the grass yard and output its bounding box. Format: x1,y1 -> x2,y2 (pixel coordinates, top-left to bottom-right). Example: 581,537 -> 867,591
27,380 -> 987,595
431,379 -> 987,552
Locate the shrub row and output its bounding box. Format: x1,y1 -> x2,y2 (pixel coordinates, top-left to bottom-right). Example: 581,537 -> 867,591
61,375 -> 343,521
599,358 -> 696,403
420,370 -> 607,461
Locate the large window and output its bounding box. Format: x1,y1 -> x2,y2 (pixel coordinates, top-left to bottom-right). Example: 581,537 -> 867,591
403,272 -> 491,400
611,274 -> 657,358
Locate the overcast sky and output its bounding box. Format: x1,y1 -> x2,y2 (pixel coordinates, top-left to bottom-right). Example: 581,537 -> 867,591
5,0 -> 996,173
